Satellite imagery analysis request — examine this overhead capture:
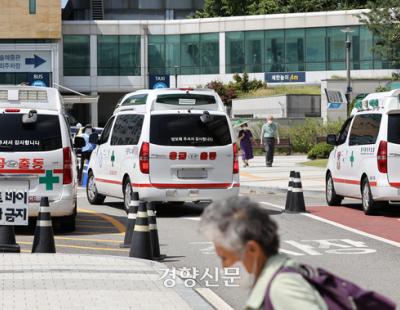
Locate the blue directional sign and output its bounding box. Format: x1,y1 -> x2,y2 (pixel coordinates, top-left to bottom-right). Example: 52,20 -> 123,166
0,51 -> 51,73
25,55 -> 46,68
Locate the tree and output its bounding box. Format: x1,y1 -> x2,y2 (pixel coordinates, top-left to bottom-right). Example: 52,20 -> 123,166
194,0 -> 377,18
360,1 -> 400,67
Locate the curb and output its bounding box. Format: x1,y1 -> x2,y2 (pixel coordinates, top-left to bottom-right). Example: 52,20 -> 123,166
240,185 -> 325,196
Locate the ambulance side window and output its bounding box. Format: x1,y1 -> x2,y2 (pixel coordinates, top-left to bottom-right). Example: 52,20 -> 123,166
349,114 -> 381,146
111,114 -> 144,146
337,117 -> 353,145
99,116 -> 115,144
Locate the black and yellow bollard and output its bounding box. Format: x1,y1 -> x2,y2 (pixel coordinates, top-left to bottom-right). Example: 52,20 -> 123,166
129,201 -> 152,259
32,197 -> 56,253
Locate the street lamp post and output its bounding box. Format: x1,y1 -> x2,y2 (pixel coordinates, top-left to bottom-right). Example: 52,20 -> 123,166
341,27 -> 354,116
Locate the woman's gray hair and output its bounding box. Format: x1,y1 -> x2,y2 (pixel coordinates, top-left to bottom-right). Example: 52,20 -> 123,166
199,197 -> 279,256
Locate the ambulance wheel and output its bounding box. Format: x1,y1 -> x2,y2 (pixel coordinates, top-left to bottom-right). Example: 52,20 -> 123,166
87,171 -> 106,205
326,173 -> 343,206
361,178 -> 378,215
123,177 -> 132,212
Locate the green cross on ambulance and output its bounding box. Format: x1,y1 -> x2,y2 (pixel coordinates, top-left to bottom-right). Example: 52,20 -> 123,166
326,89 -> 400,215
0,86 -> 80,231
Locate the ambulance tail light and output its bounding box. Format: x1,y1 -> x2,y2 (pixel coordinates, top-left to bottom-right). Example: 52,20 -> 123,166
139,142 -> 150,174
377,140 -> 387,174
233,143 -> 239,174
63,147 -> 73,185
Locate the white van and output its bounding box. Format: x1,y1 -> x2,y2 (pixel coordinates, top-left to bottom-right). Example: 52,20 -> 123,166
326,89 -> 400,214
0,86 -> 79,230
87,88 -> 239,209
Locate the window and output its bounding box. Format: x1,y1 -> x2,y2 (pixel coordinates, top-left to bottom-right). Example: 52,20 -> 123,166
337,117 -> 353,145
165,35 -> 181,75
156,93 -> 216,105
306,28 -> 326,71
29,0 -> 36,14
349,114 -> 381,146
99,117 -> 115,144
0,114 -> 61,152
111,115 -> 144,146
148,36 -> 165,75
200,33 -> 219,74
0,73 -> 29,85
285,29 -> 305,71
360,26 -> 373,69
326,27 -> 346,70
63,35 -> 90,76
245,31 -> 264,73
181,34 -> 200,75
121,94 -> 148,106
150,114 -> 232,146
226,32 -> 245,73
265,30 -> 285,72
388,114 -> 400,144
148,33 -> 219,75
97,35 -> 141,76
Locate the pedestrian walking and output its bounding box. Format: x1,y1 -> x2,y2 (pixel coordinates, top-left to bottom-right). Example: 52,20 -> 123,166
199,197 -> 327,310
78,124 -> 96,182
238,123 -> 254,167
199,197 -> 396,310
260,116 -> 280,167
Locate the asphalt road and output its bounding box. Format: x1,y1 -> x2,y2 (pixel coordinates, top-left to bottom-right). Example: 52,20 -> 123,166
15,188 -> 400,309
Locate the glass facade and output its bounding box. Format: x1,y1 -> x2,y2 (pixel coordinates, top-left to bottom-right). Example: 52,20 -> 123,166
97,35 -> 141,76
148,33 -> 219,75
225,25 -> 392,74
62,25 -> 395,78
63,35 -> 90,76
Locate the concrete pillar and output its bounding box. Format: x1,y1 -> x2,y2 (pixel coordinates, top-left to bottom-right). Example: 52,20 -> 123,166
219,32 -> 226,76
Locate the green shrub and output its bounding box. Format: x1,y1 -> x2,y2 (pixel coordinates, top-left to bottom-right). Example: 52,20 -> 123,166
288,119 -> 324,153
307,143 -> 334,159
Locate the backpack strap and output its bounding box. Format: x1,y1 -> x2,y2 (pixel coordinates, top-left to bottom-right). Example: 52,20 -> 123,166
263,264 -> 295,310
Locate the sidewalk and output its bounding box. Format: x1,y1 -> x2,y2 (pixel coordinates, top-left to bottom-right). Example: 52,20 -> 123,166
239,155 -> 326,194
0,254 -> 212,310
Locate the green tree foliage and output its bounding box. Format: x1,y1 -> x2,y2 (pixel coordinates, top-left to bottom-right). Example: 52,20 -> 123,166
195,0 -> 375,18
360,1 -> 400,66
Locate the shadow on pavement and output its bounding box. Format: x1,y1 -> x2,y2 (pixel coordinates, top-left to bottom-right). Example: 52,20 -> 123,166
340,203 -> 400,218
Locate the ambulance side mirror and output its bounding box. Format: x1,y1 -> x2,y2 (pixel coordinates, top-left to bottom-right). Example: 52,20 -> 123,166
326,134 -> 338,146
74,136 -> 85,148
89,133 -> 99,144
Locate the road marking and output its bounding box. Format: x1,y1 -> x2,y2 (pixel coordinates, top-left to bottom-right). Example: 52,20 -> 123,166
54,236 -> 122,243
76,224 -> 116,229
182,217 -> 200,221
259,201 -> 400,248
77,219 -> 108,223
19,242 -> 128,252
78,208 -> 125,233
195,288 -> 234,310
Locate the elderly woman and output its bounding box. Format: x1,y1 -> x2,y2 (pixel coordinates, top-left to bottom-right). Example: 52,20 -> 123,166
199,197 -> 326,310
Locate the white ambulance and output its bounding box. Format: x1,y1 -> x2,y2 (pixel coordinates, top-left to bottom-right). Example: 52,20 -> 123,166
86,88 -> 239,209
0,86 -> 79,230
326,89 -> 400,214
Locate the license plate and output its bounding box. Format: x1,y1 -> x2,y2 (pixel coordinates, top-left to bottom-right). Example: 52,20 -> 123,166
177,168 -> 207,179
0,184 -> 29,226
